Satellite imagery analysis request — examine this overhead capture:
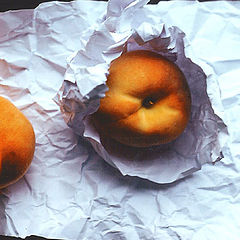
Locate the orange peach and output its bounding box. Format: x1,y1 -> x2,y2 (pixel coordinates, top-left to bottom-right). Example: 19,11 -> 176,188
0,96 -> 35,189
93,50 -> 191,147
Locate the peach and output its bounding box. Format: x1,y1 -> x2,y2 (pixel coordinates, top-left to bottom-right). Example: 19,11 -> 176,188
93,50 -> 191,147
0,96 -> 35,189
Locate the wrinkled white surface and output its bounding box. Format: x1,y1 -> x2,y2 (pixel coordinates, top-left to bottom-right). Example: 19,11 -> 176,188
0,1 -> 240,239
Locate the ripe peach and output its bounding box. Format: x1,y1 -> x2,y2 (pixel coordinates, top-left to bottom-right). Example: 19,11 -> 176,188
93,50 -> 191,147
0,96 -> 35,189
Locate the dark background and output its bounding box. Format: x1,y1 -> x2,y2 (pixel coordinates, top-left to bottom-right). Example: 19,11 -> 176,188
0,0 -> 163,12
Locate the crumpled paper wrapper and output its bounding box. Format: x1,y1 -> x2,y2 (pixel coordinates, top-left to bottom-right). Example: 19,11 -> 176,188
1,1 -> 240,239
56,0 -> 227,184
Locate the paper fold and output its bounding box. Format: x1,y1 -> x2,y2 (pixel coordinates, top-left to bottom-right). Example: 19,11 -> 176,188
56,0 -> 227,184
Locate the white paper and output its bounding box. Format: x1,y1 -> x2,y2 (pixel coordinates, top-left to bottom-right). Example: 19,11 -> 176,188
0,1 -> 240,239
57,0 -> 227,184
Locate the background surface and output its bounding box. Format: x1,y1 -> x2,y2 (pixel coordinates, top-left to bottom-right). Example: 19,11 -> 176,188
1,0 -> 238,240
